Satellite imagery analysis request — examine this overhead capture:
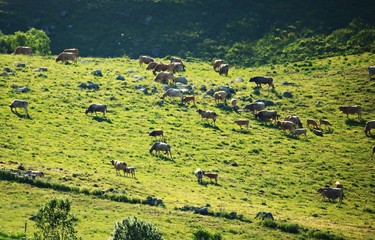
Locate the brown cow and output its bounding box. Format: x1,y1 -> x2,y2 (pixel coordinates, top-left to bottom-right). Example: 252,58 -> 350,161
212,59 -> 224,72
13,46 -> 32,55
249,76 -> 275,90
139,55 -> 154,66
219,64 -> 229,76
154,72 -> 175,84
339,106 -> 361,119
56,52 -> 77,64
234,119 -> 250,129
182,96 -> 195,105
146,61 -> 159,70
152,63 -> 173,75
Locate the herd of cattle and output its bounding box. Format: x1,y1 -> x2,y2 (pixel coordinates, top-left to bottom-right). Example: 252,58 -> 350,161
8,47 -> 375,204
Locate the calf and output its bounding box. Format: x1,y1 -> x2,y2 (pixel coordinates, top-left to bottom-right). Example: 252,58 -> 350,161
204,172 -> 218,184
234,119 -> 250,130
306,119 -> 319,129
123,166 -> 136,178
319,119 -> 332,129
276,121 -> 295,133
182,96 -> 195,105
149,130 -> 164,140
291,128 -> 307,138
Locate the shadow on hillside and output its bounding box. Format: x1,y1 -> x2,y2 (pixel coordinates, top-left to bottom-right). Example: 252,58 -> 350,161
203,123 -> 221,131
216,103 -> 232,112
345,119 -> 366,127
154,154 -> 175,163
232,128 -> 250,134
93,116 -> 112,123
12,111 -> 32,120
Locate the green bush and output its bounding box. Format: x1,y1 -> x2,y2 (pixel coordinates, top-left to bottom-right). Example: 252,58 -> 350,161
193,228 -> 222,240
278,222 -> 300,234
112,216 -> 162,240
0,28 -> 51,55
33,198 -> 81,240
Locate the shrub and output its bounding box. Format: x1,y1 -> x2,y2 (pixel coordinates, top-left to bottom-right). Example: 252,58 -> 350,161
33,198 -> 81,240
260,219 -> 277,229
112,216 -> 162,240
278,222 -> 300,234
193,228 -> 222,240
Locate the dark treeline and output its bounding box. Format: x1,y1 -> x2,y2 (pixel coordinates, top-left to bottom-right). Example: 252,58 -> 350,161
0,0 -> 374,65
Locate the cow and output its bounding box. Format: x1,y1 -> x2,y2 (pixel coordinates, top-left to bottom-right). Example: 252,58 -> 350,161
339,106 -> 361,119
249,76 -> 275,90
213,91 -> 227,104
219,64 -> 229,76
244,102 -> 265,114
284,115 -> 303,128
63,48 -> 79,56
149,142 -> 173,159
255,110 -> 278,125
317,187 -> 344,203
111,160 -> 127,176
234,120 -> 250,129
276,121 -> 296,133
139,55 -> 154,66
194,168 -> 204,184
55,52 -> 77,64
85,104 -> 107,117
146,61 -> 158,70
368,66 -> 375,78
152,63 -> 174,75
196,109 -> 218,125
212,59 -> 224,72
154,72 -> 175,84
13,46 -> 32,55
364,120 -> 375,137
9,99 -> 29,116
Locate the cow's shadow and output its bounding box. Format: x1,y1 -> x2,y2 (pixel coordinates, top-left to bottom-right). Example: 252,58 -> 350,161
93,116 -> 112,123
12,111 -> 32,119
203,123 -> 221,131
345,119 -> 366,127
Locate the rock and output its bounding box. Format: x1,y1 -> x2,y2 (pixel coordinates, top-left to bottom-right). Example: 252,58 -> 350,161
255,211 -> 274,220
15,86 -> 29,93
195,207 -> 209,215
200,85 -> 207,91
282,81 -> 295,86
255,99 -> 275,107
228,211 -> 237,219
205,89 -> 215,96
91,69 -> 103,77
175,77 -> 188,84
15,63 -> 26,68
283,91 -> 292,98
4,67 -> 12,73
233,77 -> 244,83
33,67 -> 48,72
116,75 -> 125,80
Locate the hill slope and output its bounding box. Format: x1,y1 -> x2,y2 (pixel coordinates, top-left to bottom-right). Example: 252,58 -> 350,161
0,53 -> 374,239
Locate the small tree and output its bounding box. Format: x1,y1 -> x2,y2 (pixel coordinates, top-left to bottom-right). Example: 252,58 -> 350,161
112,216 -> 162,240
33,198 -> 80,240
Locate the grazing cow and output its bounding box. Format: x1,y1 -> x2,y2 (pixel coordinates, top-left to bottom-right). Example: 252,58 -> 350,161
244,102 -> 265,114
139,55 -> 154,66
291,128 -> 307,138
219,64 -> 229,76
196,109 -> 218,125
123,166 -> 136,178
284,115 -> 303,128
55,52 -> 77,64
146,61 -> 158,70
10,99 -> 29,115
171,62 -> 185,72
213,91 -> 227,104
13,46 -> 32,55
182,96 -> 195,105
154,72 -> 175,84
204,172 -> 218,184
230,98 -> 237,108
334,181 -> 343,189
368,66 -> 375,77
212,59 -> 224,72
364,120 -> 375,136
111,160 -> 127,176
312,129 -> 324,137
255,110 -> 278,124
371,145 -> 375,158
276,121 -> 295,133
149,142 -> 173,159
317,187 -> 343,203
319,119 -> 332,129
306,119 -> 319,129
234,119 -> 250,129
24,170 -> 44,178
152,63 -> 174,75
85,103 -> 107,117
162,88 -> 183,102
169,57 -> 183,64
63,48 -> 79,56
149,130 -> 164,140
249,76 -> 275,90
194,168 -> 204,183
339,106 -> 361,119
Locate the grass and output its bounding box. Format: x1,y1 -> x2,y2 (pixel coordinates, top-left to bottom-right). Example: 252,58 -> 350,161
0,52 -> 374,239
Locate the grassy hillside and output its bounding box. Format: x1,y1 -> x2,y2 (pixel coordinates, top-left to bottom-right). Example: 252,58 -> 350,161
0,52 -> 374,239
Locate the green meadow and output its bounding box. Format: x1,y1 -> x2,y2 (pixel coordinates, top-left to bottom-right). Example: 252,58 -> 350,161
0,53 -> 374,239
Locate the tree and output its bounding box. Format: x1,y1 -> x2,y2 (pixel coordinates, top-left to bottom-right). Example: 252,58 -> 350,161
112,216 -> 162,240
33,198 -> 81,240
